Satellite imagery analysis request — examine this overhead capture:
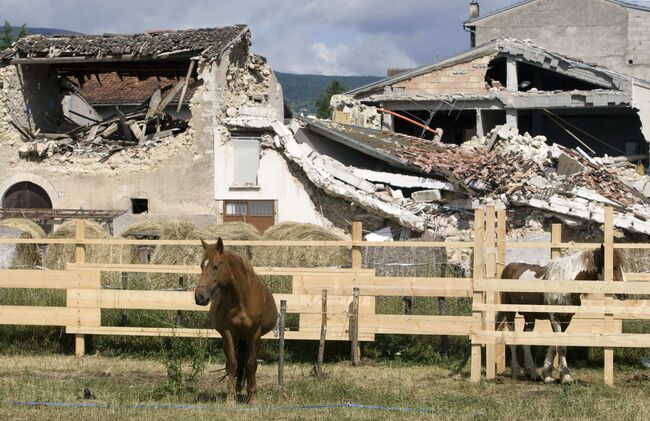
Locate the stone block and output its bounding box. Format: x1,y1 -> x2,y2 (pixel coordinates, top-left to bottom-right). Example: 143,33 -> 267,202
412,189 -> 442,202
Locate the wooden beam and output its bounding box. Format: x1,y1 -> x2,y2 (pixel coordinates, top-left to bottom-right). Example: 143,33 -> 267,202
176,60 -> 196,112
471,209 -> 484,383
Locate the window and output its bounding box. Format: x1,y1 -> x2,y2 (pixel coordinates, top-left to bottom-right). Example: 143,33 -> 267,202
131,198 -> 149,214
224,200 -> 275,233
232,136 -> 260,186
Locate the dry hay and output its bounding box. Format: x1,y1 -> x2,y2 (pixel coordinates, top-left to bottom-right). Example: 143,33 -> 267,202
149,222 -> 203,289
253,222 -> 348,268
120,221 -> 166,238
201,222 -> 261,260
43,220 -> 136,272
0,219 -> 45,268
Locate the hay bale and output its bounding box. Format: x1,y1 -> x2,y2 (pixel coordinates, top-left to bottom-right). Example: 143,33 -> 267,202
120,221 -> 166,238
149,222 -> 203,289
201,222 -> 261,260
44,220 -> 135,271
253,222 -> 348,268
0,219 -> 46,268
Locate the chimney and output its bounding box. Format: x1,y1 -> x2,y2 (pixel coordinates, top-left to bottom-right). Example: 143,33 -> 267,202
469,1 -> 480,20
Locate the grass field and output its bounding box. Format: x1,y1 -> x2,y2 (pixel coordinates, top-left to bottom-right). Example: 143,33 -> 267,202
0,354 -> 648,420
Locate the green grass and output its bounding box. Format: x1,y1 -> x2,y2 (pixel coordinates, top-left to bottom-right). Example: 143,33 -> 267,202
0,354 -> 648,420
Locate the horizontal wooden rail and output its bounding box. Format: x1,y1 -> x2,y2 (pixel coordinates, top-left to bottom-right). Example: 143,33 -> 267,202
0,306 -> 99,327
472,331 -> 650,348
294,276 -> 473,297
475,279 -> 650,295
0,270 -> 100,289
64,326 -> 372,341
474,302 -> 650,319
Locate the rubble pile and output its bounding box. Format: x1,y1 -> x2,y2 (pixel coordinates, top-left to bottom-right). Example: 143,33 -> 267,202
289,119 -> 650,236
13,82 -> 190,162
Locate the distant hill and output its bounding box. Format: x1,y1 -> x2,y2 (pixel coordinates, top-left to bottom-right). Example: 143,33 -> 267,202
276,72 -> 383,115
6,25 -> 79,37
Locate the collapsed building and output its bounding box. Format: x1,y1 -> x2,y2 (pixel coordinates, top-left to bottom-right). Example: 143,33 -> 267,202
337,37 -> 650,162
0,26 -> 325,234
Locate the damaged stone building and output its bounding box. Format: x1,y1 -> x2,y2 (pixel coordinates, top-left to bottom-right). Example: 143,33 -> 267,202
464,0 -> 650,80
0,26 -> 334,234
340,37 -> 650,161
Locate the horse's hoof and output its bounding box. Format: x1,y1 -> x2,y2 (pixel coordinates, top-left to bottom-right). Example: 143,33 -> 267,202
544,376 -> 555,384
561,375 -> 573,384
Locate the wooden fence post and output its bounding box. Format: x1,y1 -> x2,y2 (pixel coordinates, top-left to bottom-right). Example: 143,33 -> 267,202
175,276 -> 184,326
351,221 -> 362,269
316,289 -> 327,378
495,209 -> 506,374
485,206 -> 497,380
350,287 -> 360,366
603,207 -> 615,386
471,208 -> 485,383
551,223 -> 562,369
74,219 -> 86,359
351,222 -> 362,362
120,272 -> 128,326
278,300 -> 287,398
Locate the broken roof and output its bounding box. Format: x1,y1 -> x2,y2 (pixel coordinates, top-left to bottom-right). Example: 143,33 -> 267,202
346,37 -> 641,98
0,25 -> 248,63
78,72 -> 200,106
464,0 -> 650,25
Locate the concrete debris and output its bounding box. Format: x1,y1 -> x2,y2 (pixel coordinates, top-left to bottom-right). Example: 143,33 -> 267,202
351,168 -> 456,191
329,95 -> 381,129
365,226 -> 394,242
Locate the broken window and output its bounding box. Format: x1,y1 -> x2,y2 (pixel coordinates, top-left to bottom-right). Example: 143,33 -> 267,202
232,136 -> 261,186
130,198 -> 149,214
223,200 -> 275,233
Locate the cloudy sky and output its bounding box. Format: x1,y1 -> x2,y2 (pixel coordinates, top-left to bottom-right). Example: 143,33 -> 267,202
1,0 -> 649,76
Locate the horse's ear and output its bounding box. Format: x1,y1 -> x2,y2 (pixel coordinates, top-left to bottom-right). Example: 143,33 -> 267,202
200,238 -> 208,250
216,237 -> 224,254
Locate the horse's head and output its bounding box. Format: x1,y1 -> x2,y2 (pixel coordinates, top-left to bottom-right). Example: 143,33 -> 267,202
194,237 -> 233,306
594,244 -> 628,300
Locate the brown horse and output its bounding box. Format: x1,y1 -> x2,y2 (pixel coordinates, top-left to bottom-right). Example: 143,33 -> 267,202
496,244 -> 627,384
194,238 -> 278,403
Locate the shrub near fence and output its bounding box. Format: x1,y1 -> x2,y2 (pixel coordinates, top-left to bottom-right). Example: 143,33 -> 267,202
0,208 -> 648,386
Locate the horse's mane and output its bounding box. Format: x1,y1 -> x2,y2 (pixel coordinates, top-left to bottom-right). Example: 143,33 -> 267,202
223,250 -> 255,285
545,246 -> 624,281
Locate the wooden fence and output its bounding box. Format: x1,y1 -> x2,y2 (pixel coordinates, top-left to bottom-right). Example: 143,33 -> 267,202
0,208 -> 648,386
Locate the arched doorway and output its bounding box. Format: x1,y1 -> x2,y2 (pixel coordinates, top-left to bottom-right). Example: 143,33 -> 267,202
2,181 -> 53,209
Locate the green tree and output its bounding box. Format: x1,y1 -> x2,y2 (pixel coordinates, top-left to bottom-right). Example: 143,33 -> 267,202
16,24 -> 28,40
0,21 -> 28,50
1,21 -> 12,50
315,80 -> 347,119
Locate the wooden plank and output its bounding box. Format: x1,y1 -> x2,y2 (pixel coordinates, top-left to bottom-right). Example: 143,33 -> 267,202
495,208 -> 506,374
154,78 -> 186,115
351,222 -> 362,269
0,306 -> 100,327
67,289 -> 375,314
145,89 -> 162,119
65,326 -> 360,341
474,279 -> 650,295
551,224 -> 561,259
75,220 -> 86,264
176,60 -> 196,112
474,303 -> 650,318
485,206 -> 496,380
626,273 -> 650,281
0,270 -> 100,289
603,207 -> 615,386
67,263 -> 374,276
471,209 -> 484,383
300,313 -> 475,336
293,276 -> 472,297
471,331 -> 650,348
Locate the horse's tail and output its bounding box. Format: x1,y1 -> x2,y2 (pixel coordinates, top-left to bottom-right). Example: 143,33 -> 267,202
495,311 -> 508,332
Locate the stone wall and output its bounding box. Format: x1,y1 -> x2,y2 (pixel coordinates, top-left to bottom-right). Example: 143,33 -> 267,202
627,8 -> 650,80
473,0 -> 633,75
393,54 -> 492,95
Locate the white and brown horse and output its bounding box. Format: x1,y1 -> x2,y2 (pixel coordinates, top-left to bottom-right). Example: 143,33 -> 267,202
496,245 -> 627,384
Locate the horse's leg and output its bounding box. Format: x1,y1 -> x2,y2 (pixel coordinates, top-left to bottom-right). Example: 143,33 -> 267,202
245,327 -> 262,403
222,331 -> 238,403
522,317 -> 540,381
558,317 -> 572,384
541,315 -> 562,383
497,310 -> 521,378
235,340 -> 246,395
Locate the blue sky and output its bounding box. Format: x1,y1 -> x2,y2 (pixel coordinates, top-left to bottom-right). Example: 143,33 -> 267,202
1,0 -> 649,75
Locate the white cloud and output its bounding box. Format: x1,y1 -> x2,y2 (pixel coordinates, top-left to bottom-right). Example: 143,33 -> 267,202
0,0 -> 518,75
